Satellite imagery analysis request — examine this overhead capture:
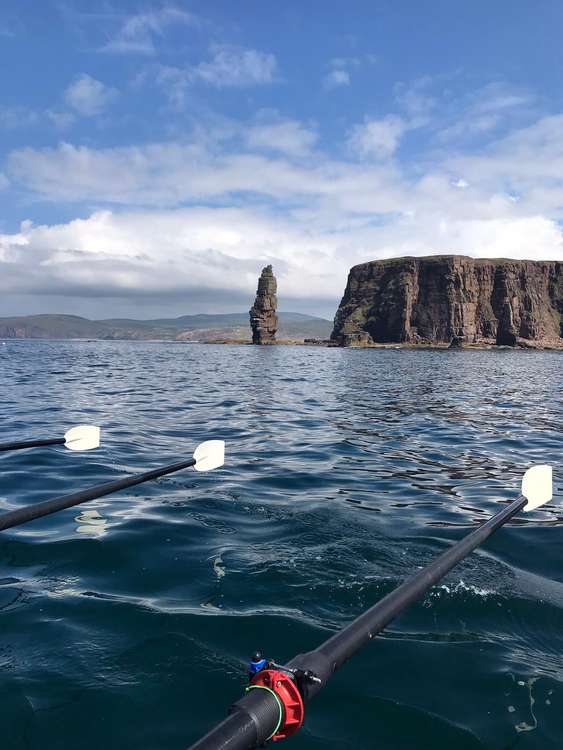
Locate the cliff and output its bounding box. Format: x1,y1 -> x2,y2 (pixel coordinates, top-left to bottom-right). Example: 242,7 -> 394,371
249,265 -> 278,344
331,256 -> 563,347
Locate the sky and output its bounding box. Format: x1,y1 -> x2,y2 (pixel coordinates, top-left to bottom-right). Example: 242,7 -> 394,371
1,1 -> 563,320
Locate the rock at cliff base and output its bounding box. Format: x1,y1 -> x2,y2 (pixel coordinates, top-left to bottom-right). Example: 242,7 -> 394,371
449,336 -> 465,349
250,265 -> 278,344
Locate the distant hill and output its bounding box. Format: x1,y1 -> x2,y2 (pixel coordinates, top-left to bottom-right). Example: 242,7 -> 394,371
0,312 -> 332,342
0,314 -> 107,339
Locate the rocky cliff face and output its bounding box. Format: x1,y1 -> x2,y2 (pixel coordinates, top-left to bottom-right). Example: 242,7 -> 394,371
331,256 -> 563,347
249,265 -> 278,344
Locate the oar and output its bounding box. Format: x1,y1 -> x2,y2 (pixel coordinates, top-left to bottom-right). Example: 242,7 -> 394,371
0,425 -> 101,453
0,439 -> 225,532
187,464 -> 554,750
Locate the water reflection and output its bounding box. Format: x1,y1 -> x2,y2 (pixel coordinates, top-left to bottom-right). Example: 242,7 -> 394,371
74,509 -> 108,536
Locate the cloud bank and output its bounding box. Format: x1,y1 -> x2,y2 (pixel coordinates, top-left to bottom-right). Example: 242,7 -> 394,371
2,106 -> 563,316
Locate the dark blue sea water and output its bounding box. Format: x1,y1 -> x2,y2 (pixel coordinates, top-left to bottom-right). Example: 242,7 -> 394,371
1,340 -> 562,750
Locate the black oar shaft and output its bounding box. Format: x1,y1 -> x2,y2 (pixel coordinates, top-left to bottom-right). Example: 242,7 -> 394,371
187,495 -> 526,750
188,696 -> 277,750
289,495 -> 526,697
0,457 -> 196,531
0,437 -> 65,452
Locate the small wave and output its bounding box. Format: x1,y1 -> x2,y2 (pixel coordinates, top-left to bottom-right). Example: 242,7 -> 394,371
428,579 -> 496,600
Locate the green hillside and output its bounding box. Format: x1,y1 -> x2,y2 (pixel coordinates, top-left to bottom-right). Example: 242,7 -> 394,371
0,312 -> 332,341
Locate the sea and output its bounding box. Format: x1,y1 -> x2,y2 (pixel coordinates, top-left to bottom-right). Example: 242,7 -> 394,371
1,340 -> 562,750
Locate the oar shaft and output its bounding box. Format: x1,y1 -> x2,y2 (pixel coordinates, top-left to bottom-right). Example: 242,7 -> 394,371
187,495 -> 527,750
188,697 -> 275,750
0,457 -> 196,531
0,437 -> 65,452
289,495 -> 526,698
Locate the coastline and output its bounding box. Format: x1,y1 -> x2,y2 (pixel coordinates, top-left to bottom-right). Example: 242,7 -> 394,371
199,338 -> 563,351
2,336 -> 562,350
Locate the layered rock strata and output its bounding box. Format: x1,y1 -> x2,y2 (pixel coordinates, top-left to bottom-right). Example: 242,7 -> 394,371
250,265 -> 278,344
331,256 -> 563,347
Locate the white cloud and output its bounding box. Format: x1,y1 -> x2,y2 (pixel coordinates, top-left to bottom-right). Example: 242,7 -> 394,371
245,120 -> 318,156
100,7 -> 196,55
0,207 -> 346,302
64,74 -> 117,117
348,116 -> 407,159
432,215 -> 563,259
323,69 -> 350,90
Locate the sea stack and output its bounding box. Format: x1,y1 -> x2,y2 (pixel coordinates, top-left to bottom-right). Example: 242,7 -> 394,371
331,255 -> 563,348
250,265 -> 278,344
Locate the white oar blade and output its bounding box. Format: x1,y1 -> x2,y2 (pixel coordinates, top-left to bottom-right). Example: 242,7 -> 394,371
193,440 -> 225,472
522,465 -> 553,511
64,425 -> 101,451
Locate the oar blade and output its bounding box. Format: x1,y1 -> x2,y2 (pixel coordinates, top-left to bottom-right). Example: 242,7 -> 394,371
64,425 -> 101,451
193,440 -> 225,472
522,464 -> 553,511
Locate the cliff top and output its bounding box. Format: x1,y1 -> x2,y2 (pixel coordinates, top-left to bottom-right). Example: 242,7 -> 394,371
350,254 -> 561,272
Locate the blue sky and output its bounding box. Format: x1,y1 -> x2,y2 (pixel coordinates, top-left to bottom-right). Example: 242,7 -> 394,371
1,1 -> 563,318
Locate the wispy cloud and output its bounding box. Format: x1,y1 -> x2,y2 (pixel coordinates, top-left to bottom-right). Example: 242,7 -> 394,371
436,82 -> 534,142
154,45 -> 277,107
348,116 -> 407,159
192,44 -> 277,87
323,53 -> 376,91
394,76 -> 436,121
1,105 -> 75,132
323,69 -> 350,91
8,140 -> 340,207
0,106 -> 38,129
329,56 -> 362,69
46,109 -> 76,130
100,6 -> 197,55
446,113 -> 563,209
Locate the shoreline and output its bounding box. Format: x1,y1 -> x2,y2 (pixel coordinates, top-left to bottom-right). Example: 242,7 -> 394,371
200,337 -> 563,351
2,337 -> 562,351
